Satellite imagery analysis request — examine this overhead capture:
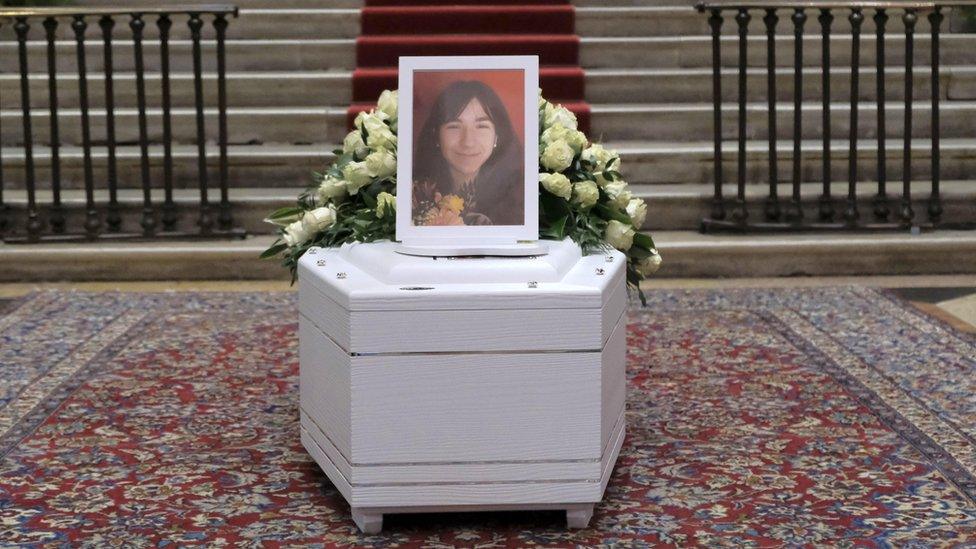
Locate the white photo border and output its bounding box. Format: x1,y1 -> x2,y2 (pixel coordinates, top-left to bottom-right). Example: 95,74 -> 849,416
395,55 -> 540,246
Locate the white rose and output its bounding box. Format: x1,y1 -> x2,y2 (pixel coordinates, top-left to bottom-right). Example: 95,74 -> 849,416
572,180 -> 599,209
637,253 -> 662,276
317,175 -> 348,203
342,160 -> 373,194
544,105 -> 578,131
626,198 -> 647,228
540,140 -> 574,172
362,112 -> 396,150
367,125 -> 396,151
605,219 -> 635,251
542,124 -> 586,153
539,172 -> 572,200
302,205 -> 337,234
353,110 -> 369,131
581,143 -> 617,173
343,130 -> 369,159
364,149 -> 396,179
376,191 -> 396,218
605,180 -> 632,209
377,89 -> 398,120
283,219 -> 311,248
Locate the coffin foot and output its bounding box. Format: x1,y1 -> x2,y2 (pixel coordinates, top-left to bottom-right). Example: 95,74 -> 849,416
566,504 -> 594,529
351,508 -> 383,534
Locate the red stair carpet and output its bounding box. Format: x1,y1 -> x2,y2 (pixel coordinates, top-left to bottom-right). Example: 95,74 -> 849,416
347,0 -> 590,134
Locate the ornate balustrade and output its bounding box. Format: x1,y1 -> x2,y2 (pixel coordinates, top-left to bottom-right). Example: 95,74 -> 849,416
696,0 -> 976,232
0,5 -> 241,242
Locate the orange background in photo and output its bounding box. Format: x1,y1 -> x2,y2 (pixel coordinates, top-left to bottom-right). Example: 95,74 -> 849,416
412,69 -> 526,148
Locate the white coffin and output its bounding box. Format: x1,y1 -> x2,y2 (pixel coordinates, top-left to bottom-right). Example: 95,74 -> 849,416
297,238 -> 627,533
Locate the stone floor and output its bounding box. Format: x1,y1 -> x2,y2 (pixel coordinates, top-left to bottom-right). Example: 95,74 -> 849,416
1,275 -> 974,332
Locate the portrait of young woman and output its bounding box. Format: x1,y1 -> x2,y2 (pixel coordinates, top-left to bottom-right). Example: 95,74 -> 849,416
395,56 -> 538,249
411,77 -> 525,227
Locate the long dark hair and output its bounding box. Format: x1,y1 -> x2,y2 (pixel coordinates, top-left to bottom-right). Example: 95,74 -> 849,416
413,80 -> 524,225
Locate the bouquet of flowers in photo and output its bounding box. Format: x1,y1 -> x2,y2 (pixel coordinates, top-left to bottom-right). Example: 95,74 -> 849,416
262,89 -> 662,303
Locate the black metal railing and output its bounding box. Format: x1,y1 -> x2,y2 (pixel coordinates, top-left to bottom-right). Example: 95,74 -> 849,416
695,0 -> 976,232
0,5 -> 241,243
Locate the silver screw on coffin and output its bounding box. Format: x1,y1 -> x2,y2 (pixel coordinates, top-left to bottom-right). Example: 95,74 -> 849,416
316,259 -> 326,267
527,281 -> 538,288
336,272 -> 347,279
595,268 -> 605,276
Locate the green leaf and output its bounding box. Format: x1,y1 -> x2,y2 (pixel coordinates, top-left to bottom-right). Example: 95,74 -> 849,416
267,206 -> 303,220
260,243 -> 288,259
361,191 -> 377,209
627,245 -> 653,259
266,206 -> 304,222
335,152 -> 355,170
633,232 -> 656,250
594,203 -> 632,224
541,215 -> 568,239
540,191 -> 572,221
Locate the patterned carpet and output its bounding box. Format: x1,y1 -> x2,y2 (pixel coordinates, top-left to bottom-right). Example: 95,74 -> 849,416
0,288 -> 974,547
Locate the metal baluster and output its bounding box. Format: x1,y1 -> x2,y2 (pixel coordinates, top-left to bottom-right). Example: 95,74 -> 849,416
787,9 -> 805,223
130,13 -> 155,236
99,15 -> 121,232
733,8 -> 750,224
845,9 -> 863,226
901,9 -> 916,225
763,9 -> 780,221
873,9 -> 890,221
214,13 -> 233,231
72,15 -> 100,239
708,9 -> 726,222
0,21 -> 6,236
44,17 -> 65,234
928,8 -> 943,224
818,9 -> 834,221
15,18 -> 42,241
188,13 -> 213,234
874,9 -> 891,221
158,14 -> 177,231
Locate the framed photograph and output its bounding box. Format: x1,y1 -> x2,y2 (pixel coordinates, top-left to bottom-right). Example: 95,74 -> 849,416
395,55 -> 539,250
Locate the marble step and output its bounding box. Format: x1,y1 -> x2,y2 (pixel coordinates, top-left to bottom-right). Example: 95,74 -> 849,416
3,34 -> 976,73
587,100 -> 976,141
0,6 -> 953,42
1,138 -> 974,190
2,181 -> 971,238
4,100 -> 976,146
2,229 -> 974,281
0,71 -> 353,110
585,66 -> 976,103
4,66 -> 975,112
580,34 -> 976,69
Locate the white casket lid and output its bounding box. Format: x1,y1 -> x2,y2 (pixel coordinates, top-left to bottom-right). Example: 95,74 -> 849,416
297,238 -> 626,312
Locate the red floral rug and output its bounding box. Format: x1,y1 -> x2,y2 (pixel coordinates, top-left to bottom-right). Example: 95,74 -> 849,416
1,288 -> 974,546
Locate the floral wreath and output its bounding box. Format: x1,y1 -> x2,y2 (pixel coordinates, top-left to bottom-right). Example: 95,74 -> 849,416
262,90 -> 661,303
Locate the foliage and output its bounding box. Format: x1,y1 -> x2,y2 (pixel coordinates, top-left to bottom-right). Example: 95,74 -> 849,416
262,90 -> 661,304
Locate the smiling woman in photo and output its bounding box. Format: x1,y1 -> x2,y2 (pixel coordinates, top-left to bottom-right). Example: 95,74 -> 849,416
412,80 -> 524,226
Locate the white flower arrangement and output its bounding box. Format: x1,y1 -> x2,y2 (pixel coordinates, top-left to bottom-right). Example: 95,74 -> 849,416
262,89 -> 662,302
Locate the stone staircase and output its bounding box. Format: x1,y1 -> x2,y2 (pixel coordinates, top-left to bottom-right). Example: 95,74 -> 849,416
1,0 -> 975,280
